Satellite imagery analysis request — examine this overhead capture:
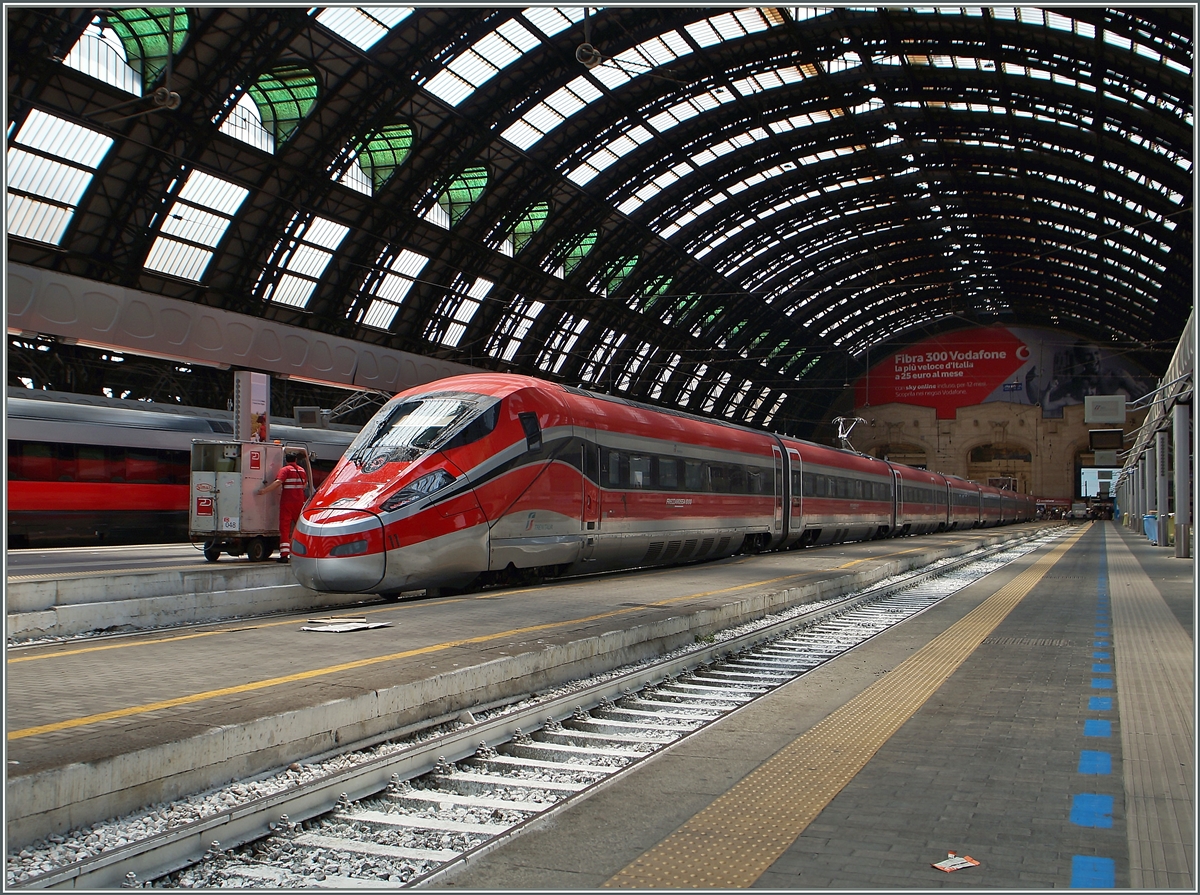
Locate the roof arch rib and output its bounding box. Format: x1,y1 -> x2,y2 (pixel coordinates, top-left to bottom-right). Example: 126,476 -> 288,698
6,5 -> 1192,438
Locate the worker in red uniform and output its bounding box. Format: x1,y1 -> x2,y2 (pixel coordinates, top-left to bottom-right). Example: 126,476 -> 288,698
256,448 -> 310,563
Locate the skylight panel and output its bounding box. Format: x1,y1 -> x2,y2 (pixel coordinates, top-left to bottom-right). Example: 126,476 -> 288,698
650,353 -> 681,399
360,248 -> 429,330
313,7 -> 412,51
521,7 -> 586,38
501,75 -> 600,149
488,297 -> 545,361
141,169 -> 248,280
260,213 -> 350,308
424,17 -> 540,107
63,16 -> 140,95
437,277 -> 494,347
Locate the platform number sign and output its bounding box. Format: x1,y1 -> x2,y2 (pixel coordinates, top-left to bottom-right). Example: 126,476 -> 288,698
196,497 -> 214,516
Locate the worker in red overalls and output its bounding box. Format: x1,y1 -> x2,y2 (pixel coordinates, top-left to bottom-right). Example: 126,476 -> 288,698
256,448 -> 310,563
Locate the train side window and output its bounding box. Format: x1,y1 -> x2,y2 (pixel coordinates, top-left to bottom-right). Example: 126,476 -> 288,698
602,450 -> 622,487
728,465 -> 746,494
657,457 -> 679,490
9,441 -> 53,481
517,411 -> 542,452
802,472 -> 815,497
815,475 -> 826,498
746,467 -> 763,495
629,455 -> 653,488
684,460 -> 704,491
707,463 -> 727,493
853,479 -> 862,499
792,470 -> 802,494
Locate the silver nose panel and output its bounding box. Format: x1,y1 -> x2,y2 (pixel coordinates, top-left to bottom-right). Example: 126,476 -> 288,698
292,512 -> 386,593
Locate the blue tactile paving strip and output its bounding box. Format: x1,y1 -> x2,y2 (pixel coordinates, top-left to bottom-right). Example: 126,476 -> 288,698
1071,537 -> 1116,888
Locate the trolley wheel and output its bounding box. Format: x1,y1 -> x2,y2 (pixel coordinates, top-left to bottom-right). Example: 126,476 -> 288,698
202,540 -> 222,562
247,536 -> 269,563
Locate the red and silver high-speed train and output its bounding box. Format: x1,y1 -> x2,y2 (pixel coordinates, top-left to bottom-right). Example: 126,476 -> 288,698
292,374 -> 1036,596
7,388 -> 356,548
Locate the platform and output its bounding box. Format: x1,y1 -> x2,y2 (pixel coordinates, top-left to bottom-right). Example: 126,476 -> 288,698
7,525 -> 1048,848
429,521 -> 1194,889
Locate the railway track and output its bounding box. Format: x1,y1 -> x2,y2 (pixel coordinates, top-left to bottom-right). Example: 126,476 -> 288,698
8,529 -> 1066,889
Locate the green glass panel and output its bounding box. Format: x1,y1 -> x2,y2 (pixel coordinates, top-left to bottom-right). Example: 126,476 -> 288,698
766,338 -> 791,362
747,330 -> 771,351
641,275 -> 671,312
728,319 -> 748,340
108,7 -> 187,85
358,123 -> 413,190
248,63 -> 319,145
702,306 -> 725,329
438,165 -> 488,227
674,293 -> 699,317
562,230 -> 597,276
780,349 -> 803,372
511,201 -> 549,253
605,255 -> 638,295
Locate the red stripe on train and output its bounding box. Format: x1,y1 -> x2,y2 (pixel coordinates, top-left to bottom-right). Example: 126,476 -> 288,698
7,481 -> 188,512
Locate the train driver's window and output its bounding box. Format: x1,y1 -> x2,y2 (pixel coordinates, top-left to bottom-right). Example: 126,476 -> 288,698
657,457 -> 679,490
684,460 -> 704,491
517,411 -> 541,452
629,455 -> 652,488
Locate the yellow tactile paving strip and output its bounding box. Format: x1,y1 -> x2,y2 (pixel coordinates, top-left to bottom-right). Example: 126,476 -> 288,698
604,526 -> 1089,889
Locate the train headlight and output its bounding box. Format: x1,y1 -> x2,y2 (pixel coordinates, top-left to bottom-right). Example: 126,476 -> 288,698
329,539 -> 368,557
380,469 -> 455,512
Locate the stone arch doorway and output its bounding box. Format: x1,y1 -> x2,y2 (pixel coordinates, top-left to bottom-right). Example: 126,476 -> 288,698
967,443 -> 1033,492
871,443 -> 928,469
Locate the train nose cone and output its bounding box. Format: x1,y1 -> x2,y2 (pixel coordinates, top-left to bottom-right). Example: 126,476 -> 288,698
291,510 -> 386,593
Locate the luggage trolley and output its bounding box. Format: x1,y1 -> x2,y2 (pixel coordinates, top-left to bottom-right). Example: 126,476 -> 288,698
189,439 -> 312,561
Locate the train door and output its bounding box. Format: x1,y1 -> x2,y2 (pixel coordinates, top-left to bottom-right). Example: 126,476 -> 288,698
580,433 -> 600,561
581,435 -> 600,532
787,448 -> 802,533
772,446 -> 784,533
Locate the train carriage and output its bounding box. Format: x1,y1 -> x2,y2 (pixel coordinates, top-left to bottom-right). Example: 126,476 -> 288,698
945,474 -> 984,530
779,440 -> 894,547
292,375 -> 786,594
889,464 -> 950,535
7,388 -> 355,548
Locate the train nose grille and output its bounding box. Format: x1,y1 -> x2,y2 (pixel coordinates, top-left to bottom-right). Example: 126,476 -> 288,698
295,511 -> 386,593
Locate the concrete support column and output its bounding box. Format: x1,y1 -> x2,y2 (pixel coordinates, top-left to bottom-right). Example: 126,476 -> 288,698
1174,403 -> 1191,558
1156,429 -> 1170,547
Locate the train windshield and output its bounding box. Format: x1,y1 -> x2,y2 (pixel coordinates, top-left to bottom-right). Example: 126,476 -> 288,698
347,392 -> 499,467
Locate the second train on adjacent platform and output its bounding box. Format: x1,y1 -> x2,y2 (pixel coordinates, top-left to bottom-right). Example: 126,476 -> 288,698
292,374 -> 1036,596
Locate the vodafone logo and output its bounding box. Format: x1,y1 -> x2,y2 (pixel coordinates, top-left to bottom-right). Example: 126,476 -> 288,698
1016,345 -> 1031,361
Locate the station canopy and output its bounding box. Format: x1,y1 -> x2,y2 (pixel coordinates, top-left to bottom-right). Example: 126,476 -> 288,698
6,6 -> 1193,436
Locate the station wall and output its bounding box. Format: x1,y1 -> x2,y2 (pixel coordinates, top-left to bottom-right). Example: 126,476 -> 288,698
847,399 -> 1147,501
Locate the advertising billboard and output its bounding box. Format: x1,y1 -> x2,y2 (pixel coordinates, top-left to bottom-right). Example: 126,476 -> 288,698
854,326 -> 1154,419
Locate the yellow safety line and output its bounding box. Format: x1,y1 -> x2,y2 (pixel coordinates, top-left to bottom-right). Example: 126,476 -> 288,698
7,540 -> 969,666
7,565 -> 867,739
7,536 -> 997,738
604,525 -> 1089,889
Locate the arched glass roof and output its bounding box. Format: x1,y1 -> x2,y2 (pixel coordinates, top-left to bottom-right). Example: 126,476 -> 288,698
6,5 -> 1193,436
